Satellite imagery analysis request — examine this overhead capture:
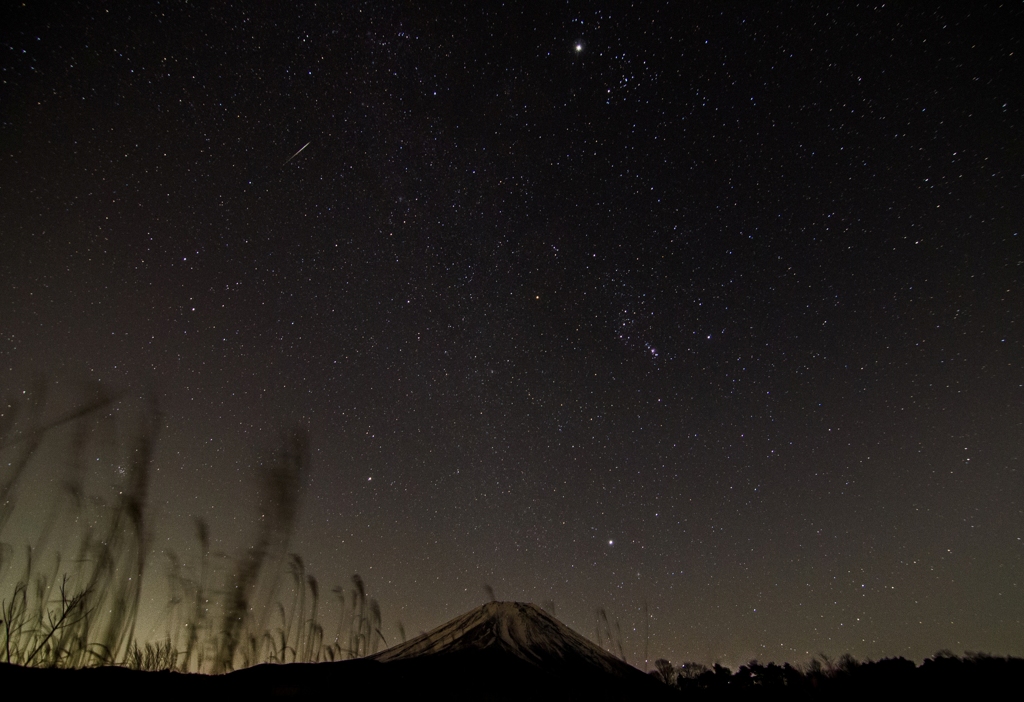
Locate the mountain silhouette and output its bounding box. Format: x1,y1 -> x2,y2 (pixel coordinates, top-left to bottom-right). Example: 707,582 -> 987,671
373,601 -> 640,675
0,602 -> 674,700
353,600 -> 671,700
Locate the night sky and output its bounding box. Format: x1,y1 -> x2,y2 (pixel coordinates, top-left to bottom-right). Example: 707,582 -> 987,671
2,2 -> 1022,667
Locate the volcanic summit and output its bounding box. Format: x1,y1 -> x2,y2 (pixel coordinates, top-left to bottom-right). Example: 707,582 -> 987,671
373,601 -> 637,676
360,601 -> 671,700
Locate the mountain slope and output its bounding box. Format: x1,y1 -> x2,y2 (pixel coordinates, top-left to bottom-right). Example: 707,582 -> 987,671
372,600 -> 639,679
0,603 -> 675,700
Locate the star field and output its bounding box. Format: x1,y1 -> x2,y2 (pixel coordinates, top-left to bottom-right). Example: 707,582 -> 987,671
1,2 -> 1021,666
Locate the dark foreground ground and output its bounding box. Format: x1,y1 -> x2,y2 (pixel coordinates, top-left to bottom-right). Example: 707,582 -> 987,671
2,652 -> 1022,701
0,649 -> 672,701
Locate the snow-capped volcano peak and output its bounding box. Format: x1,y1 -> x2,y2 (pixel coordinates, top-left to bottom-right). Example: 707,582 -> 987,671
371,601 -> 638,679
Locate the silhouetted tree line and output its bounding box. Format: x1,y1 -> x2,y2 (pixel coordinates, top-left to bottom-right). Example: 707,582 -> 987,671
649,651 -> 1024,700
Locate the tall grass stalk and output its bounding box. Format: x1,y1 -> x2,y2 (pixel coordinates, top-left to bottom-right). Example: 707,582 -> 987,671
0,382 -> 384,673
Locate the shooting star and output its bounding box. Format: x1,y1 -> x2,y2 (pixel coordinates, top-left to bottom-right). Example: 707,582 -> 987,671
282,141 -> 311,165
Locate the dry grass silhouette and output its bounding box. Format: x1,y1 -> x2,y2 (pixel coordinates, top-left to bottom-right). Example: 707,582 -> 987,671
0,381 -> 384,672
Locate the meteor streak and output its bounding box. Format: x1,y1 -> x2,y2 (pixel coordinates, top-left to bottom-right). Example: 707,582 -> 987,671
282,141 -> 310,165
